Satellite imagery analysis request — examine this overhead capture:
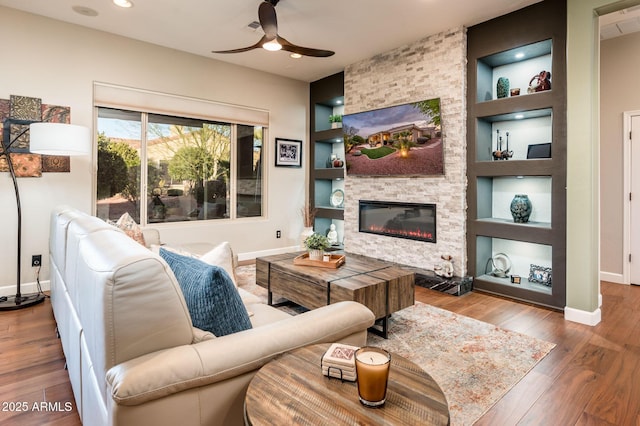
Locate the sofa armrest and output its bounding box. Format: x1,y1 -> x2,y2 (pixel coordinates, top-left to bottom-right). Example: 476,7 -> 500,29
106,301 -> 374,406
191,327 -> 215,343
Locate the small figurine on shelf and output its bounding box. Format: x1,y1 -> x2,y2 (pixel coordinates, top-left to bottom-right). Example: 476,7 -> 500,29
435,254 -> 454,278
492,129 -> 513,161
528,70 -> 551,93
327,224 -> 339,245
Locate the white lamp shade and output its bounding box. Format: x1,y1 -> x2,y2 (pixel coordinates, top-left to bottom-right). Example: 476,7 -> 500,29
29,122 -> 91,156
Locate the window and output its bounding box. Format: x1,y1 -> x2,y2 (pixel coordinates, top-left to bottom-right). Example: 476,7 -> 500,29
96,107 -> 264,224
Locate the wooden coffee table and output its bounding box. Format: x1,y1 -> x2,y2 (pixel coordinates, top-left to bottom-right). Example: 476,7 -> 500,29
244,344 -> 450,425
255,252 -> 414,338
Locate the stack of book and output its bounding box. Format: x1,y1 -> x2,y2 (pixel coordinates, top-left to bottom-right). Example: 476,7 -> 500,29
321,343 -> 359,381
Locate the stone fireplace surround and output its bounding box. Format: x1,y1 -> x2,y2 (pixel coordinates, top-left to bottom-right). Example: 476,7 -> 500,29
343,27 -> 467,277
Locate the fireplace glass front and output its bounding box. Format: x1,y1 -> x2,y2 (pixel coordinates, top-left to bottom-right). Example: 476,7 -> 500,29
359,200 -> 436,243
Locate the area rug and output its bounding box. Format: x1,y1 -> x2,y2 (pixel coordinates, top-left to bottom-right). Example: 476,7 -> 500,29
236,265 -> 555,425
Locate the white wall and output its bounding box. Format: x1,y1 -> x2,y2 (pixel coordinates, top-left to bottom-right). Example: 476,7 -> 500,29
600,31 -> 640,281
0,7 -> 308,293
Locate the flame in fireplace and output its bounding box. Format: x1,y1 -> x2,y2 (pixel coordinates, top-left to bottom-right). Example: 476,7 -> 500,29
366,224 -> 434,241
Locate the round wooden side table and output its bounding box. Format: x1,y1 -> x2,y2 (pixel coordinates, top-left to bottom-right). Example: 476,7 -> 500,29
244,343 -> 450,425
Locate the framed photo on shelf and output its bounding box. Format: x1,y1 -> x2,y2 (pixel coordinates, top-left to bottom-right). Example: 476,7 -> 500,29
275,138 -> 302,167
526,142 -> 551,159
528,264 -> 552,287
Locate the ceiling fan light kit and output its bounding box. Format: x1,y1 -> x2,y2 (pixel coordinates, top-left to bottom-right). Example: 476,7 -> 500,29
262,39 -> 282,51
212,1 -> 335,58
113,0 -> 134,8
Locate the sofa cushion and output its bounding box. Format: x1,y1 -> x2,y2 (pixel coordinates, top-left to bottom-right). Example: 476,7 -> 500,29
198,242 -> 237,287
151,242 -> 238,287
159,248 -> 252,337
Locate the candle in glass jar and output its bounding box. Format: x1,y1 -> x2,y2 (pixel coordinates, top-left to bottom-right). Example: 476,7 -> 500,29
355,347 -> 391,407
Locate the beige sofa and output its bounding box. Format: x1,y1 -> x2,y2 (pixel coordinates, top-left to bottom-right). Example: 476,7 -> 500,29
49,206 -> 375,426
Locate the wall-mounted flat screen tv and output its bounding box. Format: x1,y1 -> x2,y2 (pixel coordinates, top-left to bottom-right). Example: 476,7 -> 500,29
343,98 -> 443,176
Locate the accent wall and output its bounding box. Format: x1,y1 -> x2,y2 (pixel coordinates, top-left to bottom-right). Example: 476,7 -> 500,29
343,27 -> 467,276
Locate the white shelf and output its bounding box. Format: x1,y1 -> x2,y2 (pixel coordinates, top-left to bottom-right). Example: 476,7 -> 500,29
477,176 -> 552,223
476,236 -> 553,291
476,274 -> 552,295
477,39 -> 553,103
477,111 -> 552,162
476,218 -> 551,229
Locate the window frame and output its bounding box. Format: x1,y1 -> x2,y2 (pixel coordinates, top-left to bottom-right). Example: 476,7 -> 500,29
94,105 -> 266,226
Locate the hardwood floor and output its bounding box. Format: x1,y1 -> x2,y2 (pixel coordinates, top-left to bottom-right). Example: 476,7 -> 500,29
0,295 -> 79,425
1,281 -> 638,425
419,282 -> 640,425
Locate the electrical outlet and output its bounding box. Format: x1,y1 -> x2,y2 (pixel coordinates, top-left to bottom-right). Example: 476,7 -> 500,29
32,254 -> 42,267
276,230 -> 281,239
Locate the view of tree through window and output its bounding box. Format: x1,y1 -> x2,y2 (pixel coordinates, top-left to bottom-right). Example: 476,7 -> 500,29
96,107 -> 263,224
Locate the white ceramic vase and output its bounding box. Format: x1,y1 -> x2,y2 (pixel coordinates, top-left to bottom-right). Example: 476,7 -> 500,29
308,249 -> 324,261
300,226 -> 314,249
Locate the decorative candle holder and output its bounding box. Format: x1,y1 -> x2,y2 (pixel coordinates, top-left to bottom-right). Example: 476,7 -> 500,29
354,347 -> 391,407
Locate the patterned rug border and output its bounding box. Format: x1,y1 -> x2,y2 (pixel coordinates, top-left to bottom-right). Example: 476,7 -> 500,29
235,265 -> 555,425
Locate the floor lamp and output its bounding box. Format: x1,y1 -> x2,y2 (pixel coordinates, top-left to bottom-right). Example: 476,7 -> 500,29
0,120 -> 90,311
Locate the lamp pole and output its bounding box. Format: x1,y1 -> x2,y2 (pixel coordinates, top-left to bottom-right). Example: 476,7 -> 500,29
0,118 -> 45,310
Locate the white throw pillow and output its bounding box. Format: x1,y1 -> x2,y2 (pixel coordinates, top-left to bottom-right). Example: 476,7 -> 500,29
198,242 -> 238,288
150,242 -> 238,287
149,244 -> 194,257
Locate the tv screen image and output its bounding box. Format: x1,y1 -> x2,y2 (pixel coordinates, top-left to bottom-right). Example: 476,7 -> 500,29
342,98 -> 443,176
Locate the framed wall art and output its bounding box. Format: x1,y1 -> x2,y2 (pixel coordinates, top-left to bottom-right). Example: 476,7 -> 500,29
275,138 -> 302,168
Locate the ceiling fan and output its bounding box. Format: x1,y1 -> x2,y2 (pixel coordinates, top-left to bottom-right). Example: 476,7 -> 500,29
211,0 -> 335,58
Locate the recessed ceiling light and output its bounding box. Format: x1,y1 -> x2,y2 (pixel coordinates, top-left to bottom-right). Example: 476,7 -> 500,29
336,100 -> 342,105
290,53 -> 302,59
72,5 -> 99,16
514,114 -> 524,119
113,0 -> 133,8
515,52 -> 525,59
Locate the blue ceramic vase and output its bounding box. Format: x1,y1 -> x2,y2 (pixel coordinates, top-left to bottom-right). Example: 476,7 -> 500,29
497,77 -> 510,99
510,194 -> 532,223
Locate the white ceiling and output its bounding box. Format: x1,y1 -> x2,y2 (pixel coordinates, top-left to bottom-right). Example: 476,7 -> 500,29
1,0 -> 636,82
0,0 -> 541,82
600,5 -> 640,40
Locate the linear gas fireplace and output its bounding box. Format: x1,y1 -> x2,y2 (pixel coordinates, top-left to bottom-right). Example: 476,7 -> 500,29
359,200 -> 436,243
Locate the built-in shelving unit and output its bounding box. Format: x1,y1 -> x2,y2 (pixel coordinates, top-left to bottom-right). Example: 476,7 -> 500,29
309,72 -> 345,246
466,0 -> 567,309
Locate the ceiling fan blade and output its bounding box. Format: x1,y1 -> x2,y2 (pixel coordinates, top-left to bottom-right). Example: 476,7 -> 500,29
211,36 -> 267,54
279,36 -> 335,57
212,2 -> 335,58
258,1 -> 278,40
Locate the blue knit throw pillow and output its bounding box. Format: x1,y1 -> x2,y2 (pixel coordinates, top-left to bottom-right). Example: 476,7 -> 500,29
159,248 -> 252,336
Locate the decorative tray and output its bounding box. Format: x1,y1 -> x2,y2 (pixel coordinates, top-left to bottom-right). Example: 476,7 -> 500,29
293,253 -> 346,269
